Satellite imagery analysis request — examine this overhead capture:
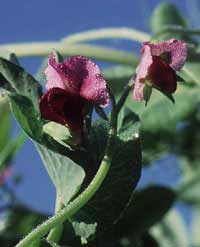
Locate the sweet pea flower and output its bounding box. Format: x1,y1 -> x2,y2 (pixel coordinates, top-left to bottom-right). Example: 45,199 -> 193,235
133,39 -> 187,101
40,53 -> 109,131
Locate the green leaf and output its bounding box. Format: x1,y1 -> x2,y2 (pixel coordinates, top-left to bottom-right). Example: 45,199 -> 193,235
82,116 -> 142,230
182,62 -> 200,84
150,209 -> 189,247
43,122 -> 82,148
9,95 -> 43,141
191,209 -> 200,246
94,105 -> 108,121
72,221 -> 97,245
0,57 -> 42,107
4,205 -> 46,238
143,84 -> 152,105
177,168 -> 200,205
126,85 -> 200,165
150,2 -> 196,44
115,185 -> 176,238
0,98 -> 10,152
103,65 -> 136,98
151,2 -> 187,39
0,132 -> 26,170
0,49 -> 19,65
36,144 -> 85,205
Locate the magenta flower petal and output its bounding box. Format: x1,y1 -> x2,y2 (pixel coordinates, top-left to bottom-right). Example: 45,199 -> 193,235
40,88 -> 85,130
145,39 -> 187,71
133,45 -> 152,101
64,56 -> 109,107
45,53 -> 66,90
45,54 -> 109,107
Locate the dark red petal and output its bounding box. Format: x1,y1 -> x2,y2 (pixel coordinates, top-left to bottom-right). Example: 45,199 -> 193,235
40,88 -> 85,131
148,56 -> 177,94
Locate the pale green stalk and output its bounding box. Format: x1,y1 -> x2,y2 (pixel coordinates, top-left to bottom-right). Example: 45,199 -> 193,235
0,43 -> 138,65
62,27 -> 150,43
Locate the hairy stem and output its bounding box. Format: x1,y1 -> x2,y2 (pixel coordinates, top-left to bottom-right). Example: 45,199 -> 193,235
46,194 -> 64,243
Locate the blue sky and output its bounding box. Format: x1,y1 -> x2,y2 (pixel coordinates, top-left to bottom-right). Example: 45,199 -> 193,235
1,0 -> 199,215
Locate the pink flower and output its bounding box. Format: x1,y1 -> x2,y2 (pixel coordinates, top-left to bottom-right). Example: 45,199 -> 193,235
40,53 -> 109,131
133,39 -> 187,101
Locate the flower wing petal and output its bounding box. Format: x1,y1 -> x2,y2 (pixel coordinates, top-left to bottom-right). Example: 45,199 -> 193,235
45,53 -> 66,90
146,39 -> 187,71
133,45 -> 152,101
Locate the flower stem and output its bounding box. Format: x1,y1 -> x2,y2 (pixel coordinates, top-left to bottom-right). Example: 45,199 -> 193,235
154,25 -> 200,36
15,148 -> 113,247
62,27 -> 150,43
0,42 -> 138,66
15,80 -> 132,247
46,194 -> 64,243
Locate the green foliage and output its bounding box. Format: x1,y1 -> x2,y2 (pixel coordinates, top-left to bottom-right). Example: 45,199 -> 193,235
177,167 -> 200,205
0,57 -> 42,107
115,185 -> 175,238
0,132 -> 26,170
72,221 -> 97,245
150,209 -> 189,247
9,95 -> 43,140
191,209 -> 200,246
103,65 -> 135,98
0,206 -> 46,244
126,85 -> 200,165
82,116 -> 141,231
43,121 -> 82,148
36,144 -> 85,205
151,2 -> 188,40
150,1 -> 198,47
0,98 -> 10,152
